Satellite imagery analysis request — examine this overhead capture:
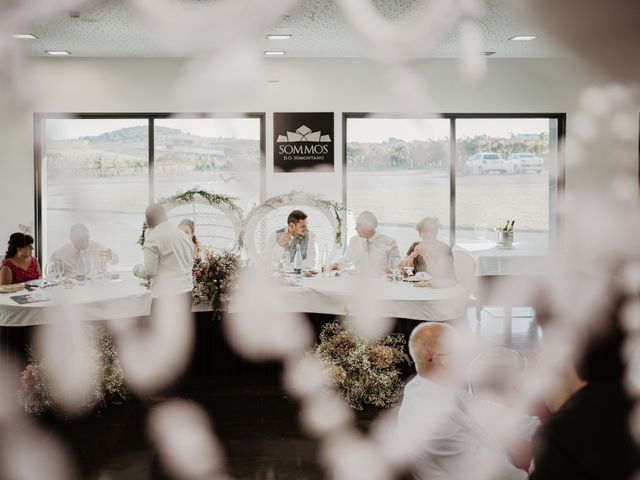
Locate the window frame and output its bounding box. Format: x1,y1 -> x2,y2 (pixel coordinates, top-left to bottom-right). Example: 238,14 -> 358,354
34,112 -> 266,261
342,112 -> 566,247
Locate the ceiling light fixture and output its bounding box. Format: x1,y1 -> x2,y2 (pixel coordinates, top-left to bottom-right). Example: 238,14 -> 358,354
483,51 -> 496,56
267,34 -> 292,40
46,50 -> 71,56
265,51 -> 286,56
13,34 -> 38,39
509,35 -> 537,41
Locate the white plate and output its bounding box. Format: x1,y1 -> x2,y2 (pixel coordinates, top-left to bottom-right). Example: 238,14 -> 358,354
405,273 -> 433,282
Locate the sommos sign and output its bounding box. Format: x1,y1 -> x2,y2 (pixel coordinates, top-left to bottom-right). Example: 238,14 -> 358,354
273,112 -> 334,172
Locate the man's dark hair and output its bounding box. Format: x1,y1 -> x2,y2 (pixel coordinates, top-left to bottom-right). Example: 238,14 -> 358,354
287,210 -> 307,225
145,203 -> 168,229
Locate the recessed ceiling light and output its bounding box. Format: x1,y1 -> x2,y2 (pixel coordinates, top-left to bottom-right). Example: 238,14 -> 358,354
509,35 -> 537,41
13,34 -> 38,39
265,51 -> 286,56
46,50 -> 71,56
483,51 -> 496,56
267,34 -> 292,40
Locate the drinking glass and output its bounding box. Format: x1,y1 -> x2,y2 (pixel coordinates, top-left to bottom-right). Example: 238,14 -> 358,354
280,251 -> 291,273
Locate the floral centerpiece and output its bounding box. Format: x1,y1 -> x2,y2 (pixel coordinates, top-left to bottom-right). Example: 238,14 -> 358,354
192,249 -> 240,313
19,327 -> 127,415
314,321 -> 410,410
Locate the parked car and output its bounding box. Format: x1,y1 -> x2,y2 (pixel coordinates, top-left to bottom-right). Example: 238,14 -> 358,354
464,152 -> 505,174
504,153 -> 544,173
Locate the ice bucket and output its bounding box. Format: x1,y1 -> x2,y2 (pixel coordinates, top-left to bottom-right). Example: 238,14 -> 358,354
495,228 -> 514,248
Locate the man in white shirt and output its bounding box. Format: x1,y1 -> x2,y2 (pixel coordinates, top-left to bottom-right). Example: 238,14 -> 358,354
330,211 -> 400,274
398,323 -> 538,480
266,209 -> 317,269
134,204 -> 194,300
50,224 -> 119,278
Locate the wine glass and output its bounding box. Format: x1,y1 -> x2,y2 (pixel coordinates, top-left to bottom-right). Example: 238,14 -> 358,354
55,261 -> 65,282
280,251 -> 291,273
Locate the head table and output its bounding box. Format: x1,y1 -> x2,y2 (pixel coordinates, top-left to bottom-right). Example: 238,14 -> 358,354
0,273 -> 468,327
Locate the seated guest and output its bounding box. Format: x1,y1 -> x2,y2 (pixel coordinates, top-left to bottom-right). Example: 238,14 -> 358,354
1,233 -> 41,285
330,210 -> 400,274
178,218 -> 202,258
399,323 -> 538,480
267,209 -> 317,269
50,224 -> 118,277
134,204 -> 194,302
402,217 -> 455,280
530,302 -> 640,480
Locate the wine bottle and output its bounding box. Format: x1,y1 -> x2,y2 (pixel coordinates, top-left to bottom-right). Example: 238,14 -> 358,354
77,250 -> 88,285
507,220 -> 514,232
293,243 -> 303,276
502,220 -> 509,231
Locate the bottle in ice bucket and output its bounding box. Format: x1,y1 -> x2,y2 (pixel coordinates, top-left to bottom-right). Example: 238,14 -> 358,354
293,243 -> 303,276
77,250 -> 88,285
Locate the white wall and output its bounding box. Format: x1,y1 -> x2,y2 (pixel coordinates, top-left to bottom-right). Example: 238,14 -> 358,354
0,56 -> 631,248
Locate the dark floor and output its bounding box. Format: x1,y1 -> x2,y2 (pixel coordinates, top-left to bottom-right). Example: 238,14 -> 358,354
8,308 -> 542,479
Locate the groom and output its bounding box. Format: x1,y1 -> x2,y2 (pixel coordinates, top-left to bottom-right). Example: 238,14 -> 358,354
267,209 -> 317,269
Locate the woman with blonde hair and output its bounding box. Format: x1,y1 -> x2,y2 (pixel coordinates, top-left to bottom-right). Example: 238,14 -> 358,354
178,219 -> 202,258
402,217 -> 455,280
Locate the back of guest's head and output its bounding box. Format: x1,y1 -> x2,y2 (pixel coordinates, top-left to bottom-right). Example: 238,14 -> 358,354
145,203 -> 168,229
5,232 -> 34,258
287,209 -> 307,225
358,210 -> 378,229
409,323 -> 456,375
416,217 -> 440,234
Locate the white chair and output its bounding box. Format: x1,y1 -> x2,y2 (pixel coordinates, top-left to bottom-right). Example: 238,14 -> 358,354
243,192 -> 341,266
452,247 -> 480,322
469,345 -> 526,405
165,197 -> 242,253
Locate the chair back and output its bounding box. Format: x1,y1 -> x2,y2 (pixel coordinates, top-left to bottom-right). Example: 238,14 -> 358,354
452,247 -> 476,293
165,198 -> 242,253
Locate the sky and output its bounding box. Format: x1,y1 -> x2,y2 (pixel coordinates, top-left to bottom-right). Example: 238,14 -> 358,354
347,117 -> 555,143
45,117 -> 261,140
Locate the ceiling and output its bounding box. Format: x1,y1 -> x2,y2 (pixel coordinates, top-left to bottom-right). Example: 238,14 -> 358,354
18,0 -> 567,58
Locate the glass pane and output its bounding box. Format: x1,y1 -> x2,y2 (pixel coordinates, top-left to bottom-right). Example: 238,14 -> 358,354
43,118 -> 149,268
455,117 -> 558,253
345,118 -> 451,255
154,118 -> 261,213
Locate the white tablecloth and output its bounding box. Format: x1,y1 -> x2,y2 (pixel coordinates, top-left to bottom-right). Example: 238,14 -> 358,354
456,242 -> 549,276
0,275 -> 152,327
1,274 -> 468,327
229,276 -> 468,322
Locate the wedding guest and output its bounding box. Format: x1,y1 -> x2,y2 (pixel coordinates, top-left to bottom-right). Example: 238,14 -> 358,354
399,323 -> 539,480
178,218 -> 202,258
1,233 -> 41,285
134,204 -> 194,302
50,224 -> 118,278
402,217 -> 455,280
267,209 -> 317,268
330,210 -> 401,274
530,298 -> 640,480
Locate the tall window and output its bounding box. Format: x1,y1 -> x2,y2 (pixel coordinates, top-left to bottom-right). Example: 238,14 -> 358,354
154,118 -> 262,211
41,118 -> 149,267
455,117 -> 559,250
344,114 -> 564,269
37,114 -> 264,267
345,117 -> 451,255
